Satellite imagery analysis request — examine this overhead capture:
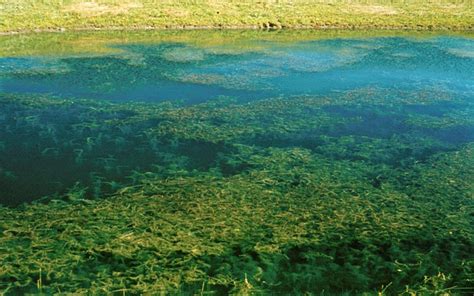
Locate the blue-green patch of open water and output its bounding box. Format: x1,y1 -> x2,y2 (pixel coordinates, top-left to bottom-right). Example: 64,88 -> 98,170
1,35 -> 472,104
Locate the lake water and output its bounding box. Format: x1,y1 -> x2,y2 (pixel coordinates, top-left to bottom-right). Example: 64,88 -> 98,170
1,32 -> 473,104
0,30 -> 473,294
0,31 -> 473,206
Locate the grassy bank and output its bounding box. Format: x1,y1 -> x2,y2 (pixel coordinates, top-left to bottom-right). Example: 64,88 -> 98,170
0,0 -> 473,34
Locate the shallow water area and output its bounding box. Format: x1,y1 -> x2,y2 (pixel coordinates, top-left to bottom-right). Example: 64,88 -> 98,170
0,29 -> 473,295
1,32 -> 473,103
0,30 -> 473,205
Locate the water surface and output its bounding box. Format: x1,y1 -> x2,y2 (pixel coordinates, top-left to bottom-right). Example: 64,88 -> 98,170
0,30 -> 473,205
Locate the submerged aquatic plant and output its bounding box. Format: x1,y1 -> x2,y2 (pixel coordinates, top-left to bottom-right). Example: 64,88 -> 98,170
0,85 -> 473,294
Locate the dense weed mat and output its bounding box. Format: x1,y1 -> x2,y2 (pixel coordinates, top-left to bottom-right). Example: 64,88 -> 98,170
0,89 -> 473,294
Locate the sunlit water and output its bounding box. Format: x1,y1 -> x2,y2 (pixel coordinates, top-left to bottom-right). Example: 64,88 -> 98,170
1,35 -> 473,103
0,31 -> 473,205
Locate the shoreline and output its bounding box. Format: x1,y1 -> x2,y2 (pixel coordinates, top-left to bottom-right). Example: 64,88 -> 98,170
1,24 -> 473,36
0,24 -> 474,36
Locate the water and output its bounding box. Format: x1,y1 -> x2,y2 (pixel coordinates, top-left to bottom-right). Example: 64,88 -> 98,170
1,34 -> 473,104
0,31 -> 473,205
0,30 -> 473,294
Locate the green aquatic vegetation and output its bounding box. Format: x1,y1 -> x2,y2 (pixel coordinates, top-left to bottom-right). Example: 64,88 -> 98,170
163,72 -> 272,92
0,85 -> 473,294
1,86 -> 473,205
161,47 -> 207,63
1,31 -> 473,295
306,135 -> 450,169
332,86 -> 467,106
1,145 -> 473,294
405,110 -> 474,129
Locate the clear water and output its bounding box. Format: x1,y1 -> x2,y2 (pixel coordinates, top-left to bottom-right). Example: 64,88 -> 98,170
1,35 -> 473,104
0,31 -> 473,205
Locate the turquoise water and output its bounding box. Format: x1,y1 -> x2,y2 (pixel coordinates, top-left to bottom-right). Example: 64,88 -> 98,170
0,32 -> 473,205
1,36 -> 473,103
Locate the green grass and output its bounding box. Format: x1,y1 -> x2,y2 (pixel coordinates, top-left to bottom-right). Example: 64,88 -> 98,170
0,0 -> 473,33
